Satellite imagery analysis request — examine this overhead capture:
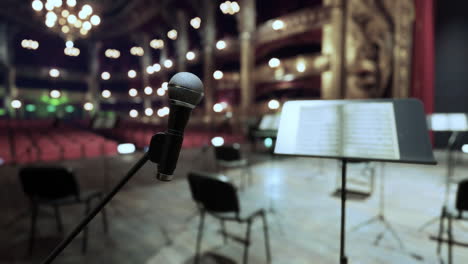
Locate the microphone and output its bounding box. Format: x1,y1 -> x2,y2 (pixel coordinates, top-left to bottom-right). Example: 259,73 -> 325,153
150,72 -> 204,181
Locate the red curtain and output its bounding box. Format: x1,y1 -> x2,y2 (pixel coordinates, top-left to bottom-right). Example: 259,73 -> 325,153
411,0 -> 435,114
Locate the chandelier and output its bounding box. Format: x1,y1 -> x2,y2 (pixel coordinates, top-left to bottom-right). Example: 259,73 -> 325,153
31,0 -> 101,41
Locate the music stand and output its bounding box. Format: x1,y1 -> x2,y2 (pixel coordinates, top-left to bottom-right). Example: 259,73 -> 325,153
274,99 -> 436,264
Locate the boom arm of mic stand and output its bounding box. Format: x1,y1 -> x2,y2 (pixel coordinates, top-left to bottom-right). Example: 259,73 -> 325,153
41,152 -> 150,264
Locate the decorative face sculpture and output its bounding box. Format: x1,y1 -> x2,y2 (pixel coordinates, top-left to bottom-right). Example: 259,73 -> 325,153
345,0 -> 394,98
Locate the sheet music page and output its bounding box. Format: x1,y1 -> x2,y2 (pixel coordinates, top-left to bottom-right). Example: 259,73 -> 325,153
342,103 -> 400,160
294,105 -> 342,156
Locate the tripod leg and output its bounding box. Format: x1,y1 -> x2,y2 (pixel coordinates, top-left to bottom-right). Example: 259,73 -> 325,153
437,207 -> 446,255
349,215 -> 379,232
383,220 -> 404,249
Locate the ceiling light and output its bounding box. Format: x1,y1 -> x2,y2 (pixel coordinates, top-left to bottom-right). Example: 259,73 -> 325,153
272,20 -> 285,30
211,136 -> 224,147
157,88 -> 165,96
296,60 -> 306,72
32,0 -> 43,11
66,0 -> 76,7
101,90 -> 111,98
105,49 -> 120,59
268,99 -> 280,110
268,58 -> 280,68
213,70 -> 223,80
49,68 -> 60,78
186,51 -> 196,61
90,15 -> 101,26
50,90 -> 61,99
65,40 -> 73,48
167,29 -> 177,40
101,72 -> 110,80
129,88 -> 138,97
213,103 -> 223,112
153,63 -> 161,72
146,66 -> 155,74
145,108 -> 153,116
190,17 -> 201,29
150,39 -> 164,49
164,59 -> 173,68
216,40 -> 226,50
220,1 -> 240,15
82,21 -> 92,30
83,102 -> 94,111
144,86 -> 153,95
61,9 -> 69,17
130,46 -> 144,56
129,109 -> 138,118
11,100 -> 22,109
64,47 -> 80,56
128,70 -> 137,78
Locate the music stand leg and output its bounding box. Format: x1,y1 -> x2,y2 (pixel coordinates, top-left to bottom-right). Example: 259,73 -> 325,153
340,159 -> 348,264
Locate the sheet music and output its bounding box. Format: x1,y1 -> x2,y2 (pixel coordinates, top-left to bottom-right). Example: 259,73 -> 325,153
342,103 -> 400,159
295,105 -> 341,156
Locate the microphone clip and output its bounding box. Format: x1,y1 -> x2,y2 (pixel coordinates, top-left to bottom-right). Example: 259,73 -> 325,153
148,132 -> 184,181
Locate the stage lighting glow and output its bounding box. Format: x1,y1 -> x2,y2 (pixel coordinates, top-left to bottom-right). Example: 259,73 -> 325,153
150,39 -> 164,49
268,99 -> 280,110
128,70 -> 137,78
186,51 -> 196,61
145,108 -> 153,116
463,144 -> 468,154
264,137 -> 273,148
213,103 -> 223,113
47,105 -> 56,112
157,88 -> 165,96
49,68 -> 60,78
190,17 -> 201,29
90,15 -> 101,26
164,59 -> 173,68
129,88 -> 138,97
118,143 -> 136,154
272,19 -> 285,30
213,70 -> 223,80
50,90 -> 61,99
268,58 -> 280,68
153,63 -> 161,72
101,72 -> 110,80
296,60 -> 306,72
162,82 -> 168,90
65,105 -> 74,113
83,102 -> 94,111
0,109 -> 5,116
26,104 -> 36,112
129,109 -> 138,118
167,29 -> 178,40
101,90 -> 111,98
216,40 -> 226,50
32,0 -> 43,11
144,86 -> 153,95
211,136 -> 225,147
11,100 -> 22,109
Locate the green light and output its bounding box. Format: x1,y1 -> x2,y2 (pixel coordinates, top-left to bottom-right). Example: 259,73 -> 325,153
0,108 -> 5,116
26,104 -> 36,112
65,105 -> 75,113
264,137 -> 273,148
47,105 -> 56,112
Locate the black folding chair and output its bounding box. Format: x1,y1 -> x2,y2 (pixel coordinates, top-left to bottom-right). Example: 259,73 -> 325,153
214,144 -> 252,189
19,166 -> 108,255
187,171 -> 271,264
437,178 -> 468,264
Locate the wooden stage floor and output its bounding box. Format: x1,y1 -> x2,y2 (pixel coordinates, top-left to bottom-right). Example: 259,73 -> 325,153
1,148 -> 468,264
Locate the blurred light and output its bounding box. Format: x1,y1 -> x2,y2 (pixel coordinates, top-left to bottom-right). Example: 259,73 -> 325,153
78,10 -> 87,19
162,107 -> 170,116
59,18 -> 66,25
150,39 -> 164,49
463,144 -> 468,154
11,100 -> 22,109
213,70 -> 223,80
152,63 -> 161,72
144,86 -> 153,95
129,88 -> 138,97
186,51 -> 196,61
162,82 -> 168,90
73,19 -> 82,28
67,14 -> 77,24
46,19 -> 55,28
21,39 -> 39,50
83,102 -> 94,111
157,88 -> 165,96
216,40 -> 226,50
26,104 -> 36,112
118,143 -> 136,154
146,65 -> 154,74
90,15 -> 100,26
32,0 -> 43,11
61,25 -> 70,33
0,109 -> 5,116
220,1 -> 240,15
130,46 -> 144,56
79,28 -> 88,35
47,105 -> 56,112
82,21 -> 92,30
283,74 -> 294,81
128,70 -> 137,78
164,59 -> 173,68
61,9 -> 69,17
49,68 -> 60,78
268,99 -> 280,110
64,47 -> 80,56
272,20 -> 285,30
190,17 -> 201,29
268,58 -> 280,68
264,137 -> 273,148
167,29 -> 177,40
101,90 -> 111,98
65,40 -> 73,48
101,72 -> 110,80
105,49 -> 120,59
50,89 -> 61,98
54,0 -> 63,8
46,11 -> 57,22
81,4 -> 93,15
145,108 -> 153,116
66,0 -> 76,7
296,60 -> 306,72
129,109 -> 139,118
213,103 -> 223,112
220,102 -> 228,109
65,105 -> 75,113
211,136 -> 225,147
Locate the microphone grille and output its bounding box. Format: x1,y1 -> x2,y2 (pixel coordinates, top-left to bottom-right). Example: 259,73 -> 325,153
168,72 -> 204,107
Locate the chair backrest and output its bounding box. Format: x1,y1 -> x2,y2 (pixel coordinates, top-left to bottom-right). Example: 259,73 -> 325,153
19,166 -> 79,200
187,171 -> 240,213
456,179 -> 468,212
214,145 -> 241,162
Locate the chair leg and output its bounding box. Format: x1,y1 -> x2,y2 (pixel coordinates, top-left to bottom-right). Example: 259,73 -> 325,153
195,211 -> 205,264
28,204 -> 38,256
447,214 -> 453,264
53,205 -> 64,234
437,206 -> 446,255
243,220 -> 252,264
220,219 -> 227,244
261,212 -> 272,263
82,200 -> 91,254
100,195 -> 109,233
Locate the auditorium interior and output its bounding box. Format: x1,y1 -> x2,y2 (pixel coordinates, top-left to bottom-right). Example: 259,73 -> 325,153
1,0 -> 468,263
